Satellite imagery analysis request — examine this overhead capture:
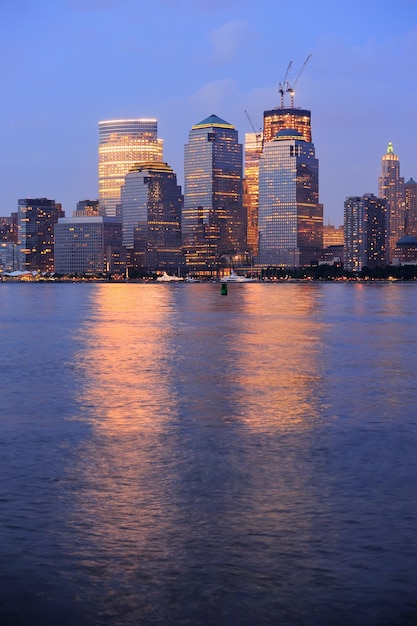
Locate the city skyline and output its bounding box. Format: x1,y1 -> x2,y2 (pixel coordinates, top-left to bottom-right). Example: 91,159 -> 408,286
1,0 -> 417,225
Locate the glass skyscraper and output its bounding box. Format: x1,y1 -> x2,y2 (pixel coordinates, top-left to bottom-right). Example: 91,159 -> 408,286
378,142 -> 405,262
257,129 -> 323,267
263,107 -> 312,143
98,119 -> 163,217
120,162 -> 183,271
244,131 -> 263,255
183,114 -> 245,273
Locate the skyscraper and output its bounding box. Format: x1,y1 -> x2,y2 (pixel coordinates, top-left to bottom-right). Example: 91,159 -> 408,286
98,119 -> 163,217
404,178 -> 417,238
257,128 -> 323,268
17,198 -> 64,272
263,107 -> 312,143
344,194 -> 388,272
120,161 -> 183,271
378,142 -> 405,262
243,131 -> 263,255
183,114 -> 245,273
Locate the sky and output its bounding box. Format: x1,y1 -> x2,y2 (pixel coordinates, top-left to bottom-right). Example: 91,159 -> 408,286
1,0 -> 417,226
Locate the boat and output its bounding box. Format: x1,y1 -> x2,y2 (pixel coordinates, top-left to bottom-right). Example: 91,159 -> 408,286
184,275 -> 201,283
219,269 -> 257,283
156,271 -> 184,282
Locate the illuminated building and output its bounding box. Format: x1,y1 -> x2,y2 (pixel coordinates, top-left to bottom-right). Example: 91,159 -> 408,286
120,162 -> 183,271
74,200 -> 101,217
17,198 -> 64,272
323,224 -> 344,247
244,131 -> 263,255
263,107 -> 311,143
257,128 -> 323,268
378,142 -> 405,262
183,114 -> 245,273
98,119 -> 163,217
344,194 -> 388,272
405,178 -> 417,238
54,216 -> 124,275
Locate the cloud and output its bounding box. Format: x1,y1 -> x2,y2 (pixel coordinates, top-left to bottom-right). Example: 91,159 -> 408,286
209,21 -> 253,63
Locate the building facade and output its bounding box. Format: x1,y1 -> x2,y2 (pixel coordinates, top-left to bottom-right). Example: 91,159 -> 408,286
404,177 -> 417,239
98,119 -> 163,217
378,142 -> 405,262
54,216 -> 124,275
74,200 -> 101,217
183,114 -> 245,273
243,131 -> 263,255
344,193 -> 388,272
257,128 -> 323,268
263,107 -> 312,143
17,198 -> 64,272
120,162 -> 183,271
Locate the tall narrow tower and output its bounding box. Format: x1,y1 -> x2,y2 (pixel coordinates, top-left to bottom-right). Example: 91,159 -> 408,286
98,119 -> 163,217
244,131 -> 263,255
378,142 -> 405,262
183,114 -> 244,273
404,178 -> 417,238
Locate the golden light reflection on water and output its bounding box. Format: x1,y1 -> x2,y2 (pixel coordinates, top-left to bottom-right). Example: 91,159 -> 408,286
74,283 -> 328,433
75,284 -> 183,433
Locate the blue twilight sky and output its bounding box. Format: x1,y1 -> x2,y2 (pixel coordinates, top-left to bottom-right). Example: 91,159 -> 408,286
1,0 -> 417,225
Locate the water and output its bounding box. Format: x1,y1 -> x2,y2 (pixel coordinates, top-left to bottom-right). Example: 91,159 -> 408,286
0,282 -> 416,626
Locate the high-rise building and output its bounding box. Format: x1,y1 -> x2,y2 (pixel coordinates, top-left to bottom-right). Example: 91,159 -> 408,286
98,119 -> 163,217
243,131 -> 263,255
405,178 -> 417,238
17,198 -> 64,272
263,107 -> 312,143
378,142 -> 405,262
120,161 -> 183,271
323,224 -> 344,247
344,193 -> 388,272
257,128 -> 323,267
74,200 -> 101,217
183,114 -> 245,273
54,216 -> 124,275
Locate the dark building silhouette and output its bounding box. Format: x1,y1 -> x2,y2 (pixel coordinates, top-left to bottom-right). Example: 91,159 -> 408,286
17,198 -> 64,272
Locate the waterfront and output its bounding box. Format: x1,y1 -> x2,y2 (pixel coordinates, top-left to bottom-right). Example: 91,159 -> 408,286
0,282 -> 416,625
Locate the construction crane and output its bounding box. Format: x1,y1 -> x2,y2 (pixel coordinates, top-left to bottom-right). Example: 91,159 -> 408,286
289,54 -> 311,107
244,109 -> 262,140
278,61 -> 292,107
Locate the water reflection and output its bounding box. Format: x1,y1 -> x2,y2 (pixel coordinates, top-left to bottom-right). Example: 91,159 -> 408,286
62,283 -> 332,622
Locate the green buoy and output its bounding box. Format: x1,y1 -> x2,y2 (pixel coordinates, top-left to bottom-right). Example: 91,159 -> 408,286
221,283 -> 228,295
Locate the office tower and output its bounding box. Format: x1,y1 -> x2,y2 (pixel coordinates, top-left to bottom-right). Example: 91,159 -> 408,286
404,178 -> 417,238
54,216 -> 124,275
257,128 -> 323,267
344,194 -> 388,272
378,142 -> 405,261
120,162 -> 183,271
323,224 -> 344,247
98,119 -> 163,217
244,131 -> 263,255
17,198 -> 64,272
263,107 -> 312,143
74,200 -> 101,217
183,114 -> 245,273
